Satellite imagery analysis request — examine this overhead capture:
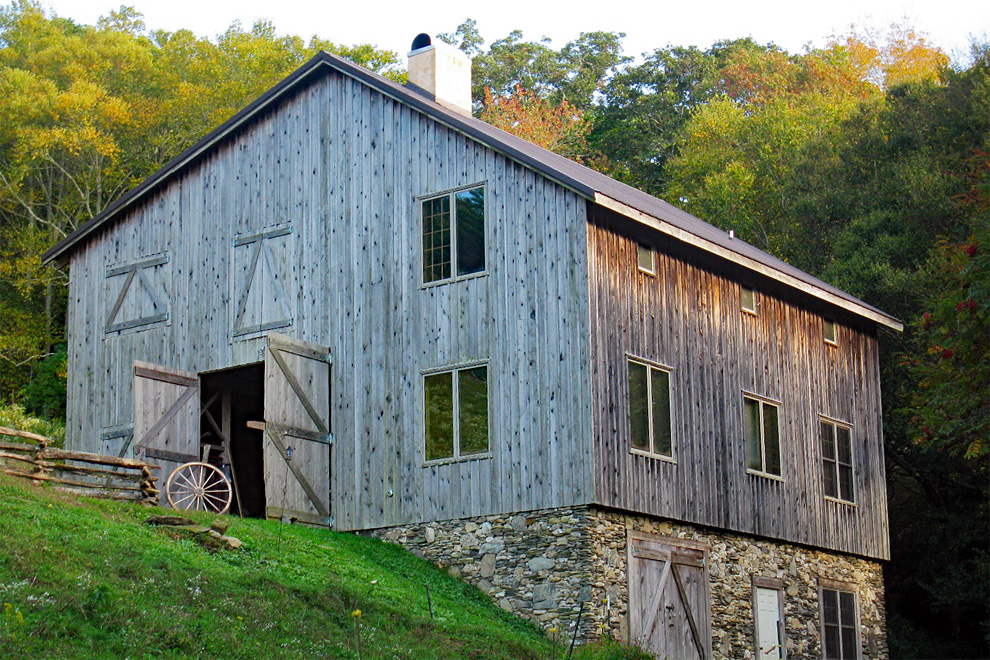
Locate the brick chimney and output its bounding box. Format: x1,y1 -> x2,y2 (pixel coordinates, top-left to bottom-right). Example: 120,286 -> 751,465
406,33 -> 472,116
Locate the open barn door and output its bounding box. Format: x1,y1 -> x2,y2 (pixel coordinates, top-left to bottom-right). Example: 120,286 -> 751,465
263,332 -> 332,526
628,531 -> 711,660
133,361 -> 200,489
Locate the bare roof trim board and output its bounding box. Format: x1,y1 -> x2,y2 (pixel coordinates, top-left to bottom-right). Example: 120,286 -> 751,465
42,51 -> 902,331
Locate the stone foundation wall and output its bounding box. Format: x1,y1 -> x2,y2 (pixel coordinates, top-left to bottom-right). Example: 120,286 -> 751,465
587,510 -> 888,660
369,506 -> 887,660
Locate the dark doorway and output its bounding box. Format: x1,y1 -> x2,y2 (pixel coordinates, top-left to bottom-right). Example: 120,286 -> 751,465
199,363 -> 266,517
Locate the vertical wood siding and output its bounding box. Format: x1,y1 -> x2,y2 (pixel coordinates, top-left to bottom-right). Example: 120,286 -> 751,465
64,72 -> 594,530
587,209 -> 889,560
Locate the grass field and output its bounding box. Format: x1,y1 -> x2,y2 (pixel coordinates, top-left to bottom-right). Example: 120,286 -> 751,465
0,473 -> 651,659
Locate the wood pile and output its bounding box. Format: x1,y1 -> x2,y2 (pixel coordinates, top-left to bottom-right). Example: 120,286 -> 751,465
0,426 -> 159,504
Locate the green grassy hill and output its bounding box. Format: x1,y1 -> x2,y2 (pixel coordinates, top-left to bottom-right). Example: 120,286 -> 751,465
0,474 -> 649,659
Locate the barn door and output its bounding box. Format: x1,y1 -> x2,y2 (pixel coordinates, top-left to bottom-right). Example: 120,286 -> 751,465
133,361 -> 200,488
263,332 -> 332,526
628,531 -> 711,660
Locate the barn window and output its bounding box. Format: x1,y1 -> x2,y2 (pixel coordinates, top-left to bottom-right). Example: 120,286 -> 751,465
820,418 -> 855,503
824,319 -> 837,345
741,286 -> 757,314
637,244 -> 655,275
820,583 -> 860,660
744,395 -> 781,477
627,357 -> 673,459
424,363 -> 489,462
422,185 -> 485,284
104,253 -> 170,334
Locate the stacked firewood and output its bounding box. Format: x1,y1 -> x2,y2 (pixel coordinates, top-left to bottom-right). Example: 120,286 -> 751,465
0,426 -> 159,504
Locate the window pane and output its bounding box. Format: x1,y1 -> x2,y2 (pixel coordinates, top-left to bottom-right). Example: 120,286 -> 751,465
651,368 -> 671,456
741,287 -> 756,312
763,403 -> 781,475
822,422 -> 838,498
837,426 -> 852,464
824,624 -> 841,660
822,589 -> 839,624
628,361 -> 650,451
637,244 -> 654,273
458,367 -> 489,455
839,591 -> 856,624
423,196 -> 451,282
744,397 -> 762,471
455,188 -> 485,276
425,372 -> 454,460
840,626 -> 858,660
839,464 -> 854,502
824,319 -> 837,343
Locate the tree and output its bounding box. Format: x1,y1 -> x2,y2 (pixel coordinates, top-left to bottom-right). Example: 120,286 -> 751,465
479,85 -> 590,161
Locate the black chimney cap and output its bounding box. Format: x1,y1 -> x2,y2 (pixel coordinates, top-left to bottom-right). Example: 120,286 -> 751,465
411,33 -> 432,51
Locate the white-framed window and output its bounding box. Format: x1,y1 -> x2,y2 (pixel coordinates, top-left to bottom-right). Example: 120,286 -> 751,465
423,362 -> 490,463
627,356 -> 673,459
421,184 -> 486,284
824,319 -> 837,345
820,418 -> 855,503
637,244 -> 656,275
752,577 -> 786,660
744,394 -> 781,477
819,580 -> 860,660
741,286 -> 757,314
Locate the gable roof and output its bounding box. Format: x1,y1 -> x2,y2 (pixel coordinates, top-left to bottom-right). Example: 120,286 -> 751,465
42,51 -> 902,331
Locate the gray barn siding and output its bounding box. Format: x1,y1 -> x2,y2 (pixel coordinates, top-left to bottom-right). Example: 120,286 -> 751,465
65,71 -> 594,530
586,212 -> 889,560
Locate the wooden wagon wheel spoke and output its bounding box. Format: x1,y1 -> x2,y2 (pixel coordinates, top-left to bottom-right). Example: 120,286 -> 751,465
165,461 -> 232,514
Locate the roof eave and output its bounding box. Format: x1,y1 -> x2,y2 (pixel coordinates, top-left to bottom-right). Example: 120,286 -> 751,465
593,193 -> 904,332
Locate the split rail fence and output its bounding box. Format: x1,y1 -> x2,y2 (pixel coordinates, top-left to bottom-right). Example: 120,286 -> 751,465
0,426 -> 159,504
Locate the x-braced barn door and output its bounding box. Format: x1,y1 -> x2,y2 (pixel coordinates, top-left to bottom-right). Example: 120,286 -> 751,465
628,531 -> 712,660
263,332 -> 332,526
133,361 -> 200,493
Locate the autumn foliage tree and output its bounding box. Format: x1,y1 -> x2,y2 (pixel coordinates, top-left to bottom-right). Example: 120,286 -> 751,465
479,85 -> 591,161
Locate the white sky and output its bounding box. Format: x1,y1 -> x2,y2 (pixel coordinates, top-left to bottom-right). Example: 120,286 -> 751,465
40,0 -> 987,64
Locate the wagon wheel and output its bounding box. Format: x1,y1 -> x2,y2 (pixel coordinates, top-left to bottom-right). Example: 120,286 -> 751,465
165,462 -> 232,514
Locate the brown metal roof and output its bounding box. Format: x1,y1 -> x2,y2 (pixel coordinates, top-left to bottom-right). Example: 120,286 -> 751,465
42,51 -> 902,330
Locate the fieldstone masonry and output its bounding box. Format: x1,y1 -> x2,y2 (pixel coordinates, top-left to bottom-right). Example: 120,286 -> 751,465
369,506 -> 887,660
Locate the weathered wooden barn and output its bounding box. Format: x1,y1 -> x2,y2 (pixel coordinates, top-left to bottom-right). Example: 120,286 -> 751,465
44,37 -> 900,660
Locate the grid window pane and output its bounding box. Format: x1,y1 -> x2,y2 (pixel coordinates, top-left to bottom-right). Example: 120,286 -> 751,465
822,422 -> 838,498
822,421 -> 855,502
455,188 -> 485,276
822,588 -> 859,660
744,397 -> 762,471
424,372 -> 454,460
763,403 -> 781,475
628,361 -> 650,451
423,196 -> 451,282
458,367 -> 489,455
651,368 -> 672,456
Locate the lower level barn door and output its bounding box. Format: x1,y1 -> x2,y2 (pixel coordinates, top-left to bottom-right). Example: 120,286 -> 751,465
628,531 -> 712,660
132,361 -> 200,490
263,332 -> 332,526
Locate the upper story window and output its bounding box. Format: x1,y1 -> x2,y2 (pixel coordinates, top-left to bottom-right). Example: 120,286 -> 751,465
741,286 -> 757,314
824,319 -> 838,345
744,394 -> 781,477
637,244 -> 656,275
820,418 -> 855,503
627,357 -> 673,459
820,582 -> 859,660
424,363 -> 490,463
422,185 -> 485,284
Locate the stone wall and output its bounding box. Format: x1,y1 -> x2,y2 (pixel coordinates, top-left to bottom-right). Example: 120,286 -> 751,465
368,506 -> 887,660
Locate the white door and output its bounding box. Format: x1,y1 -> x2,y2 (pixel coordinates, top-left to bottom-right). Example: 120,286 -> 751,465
755,586 -> 784,660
